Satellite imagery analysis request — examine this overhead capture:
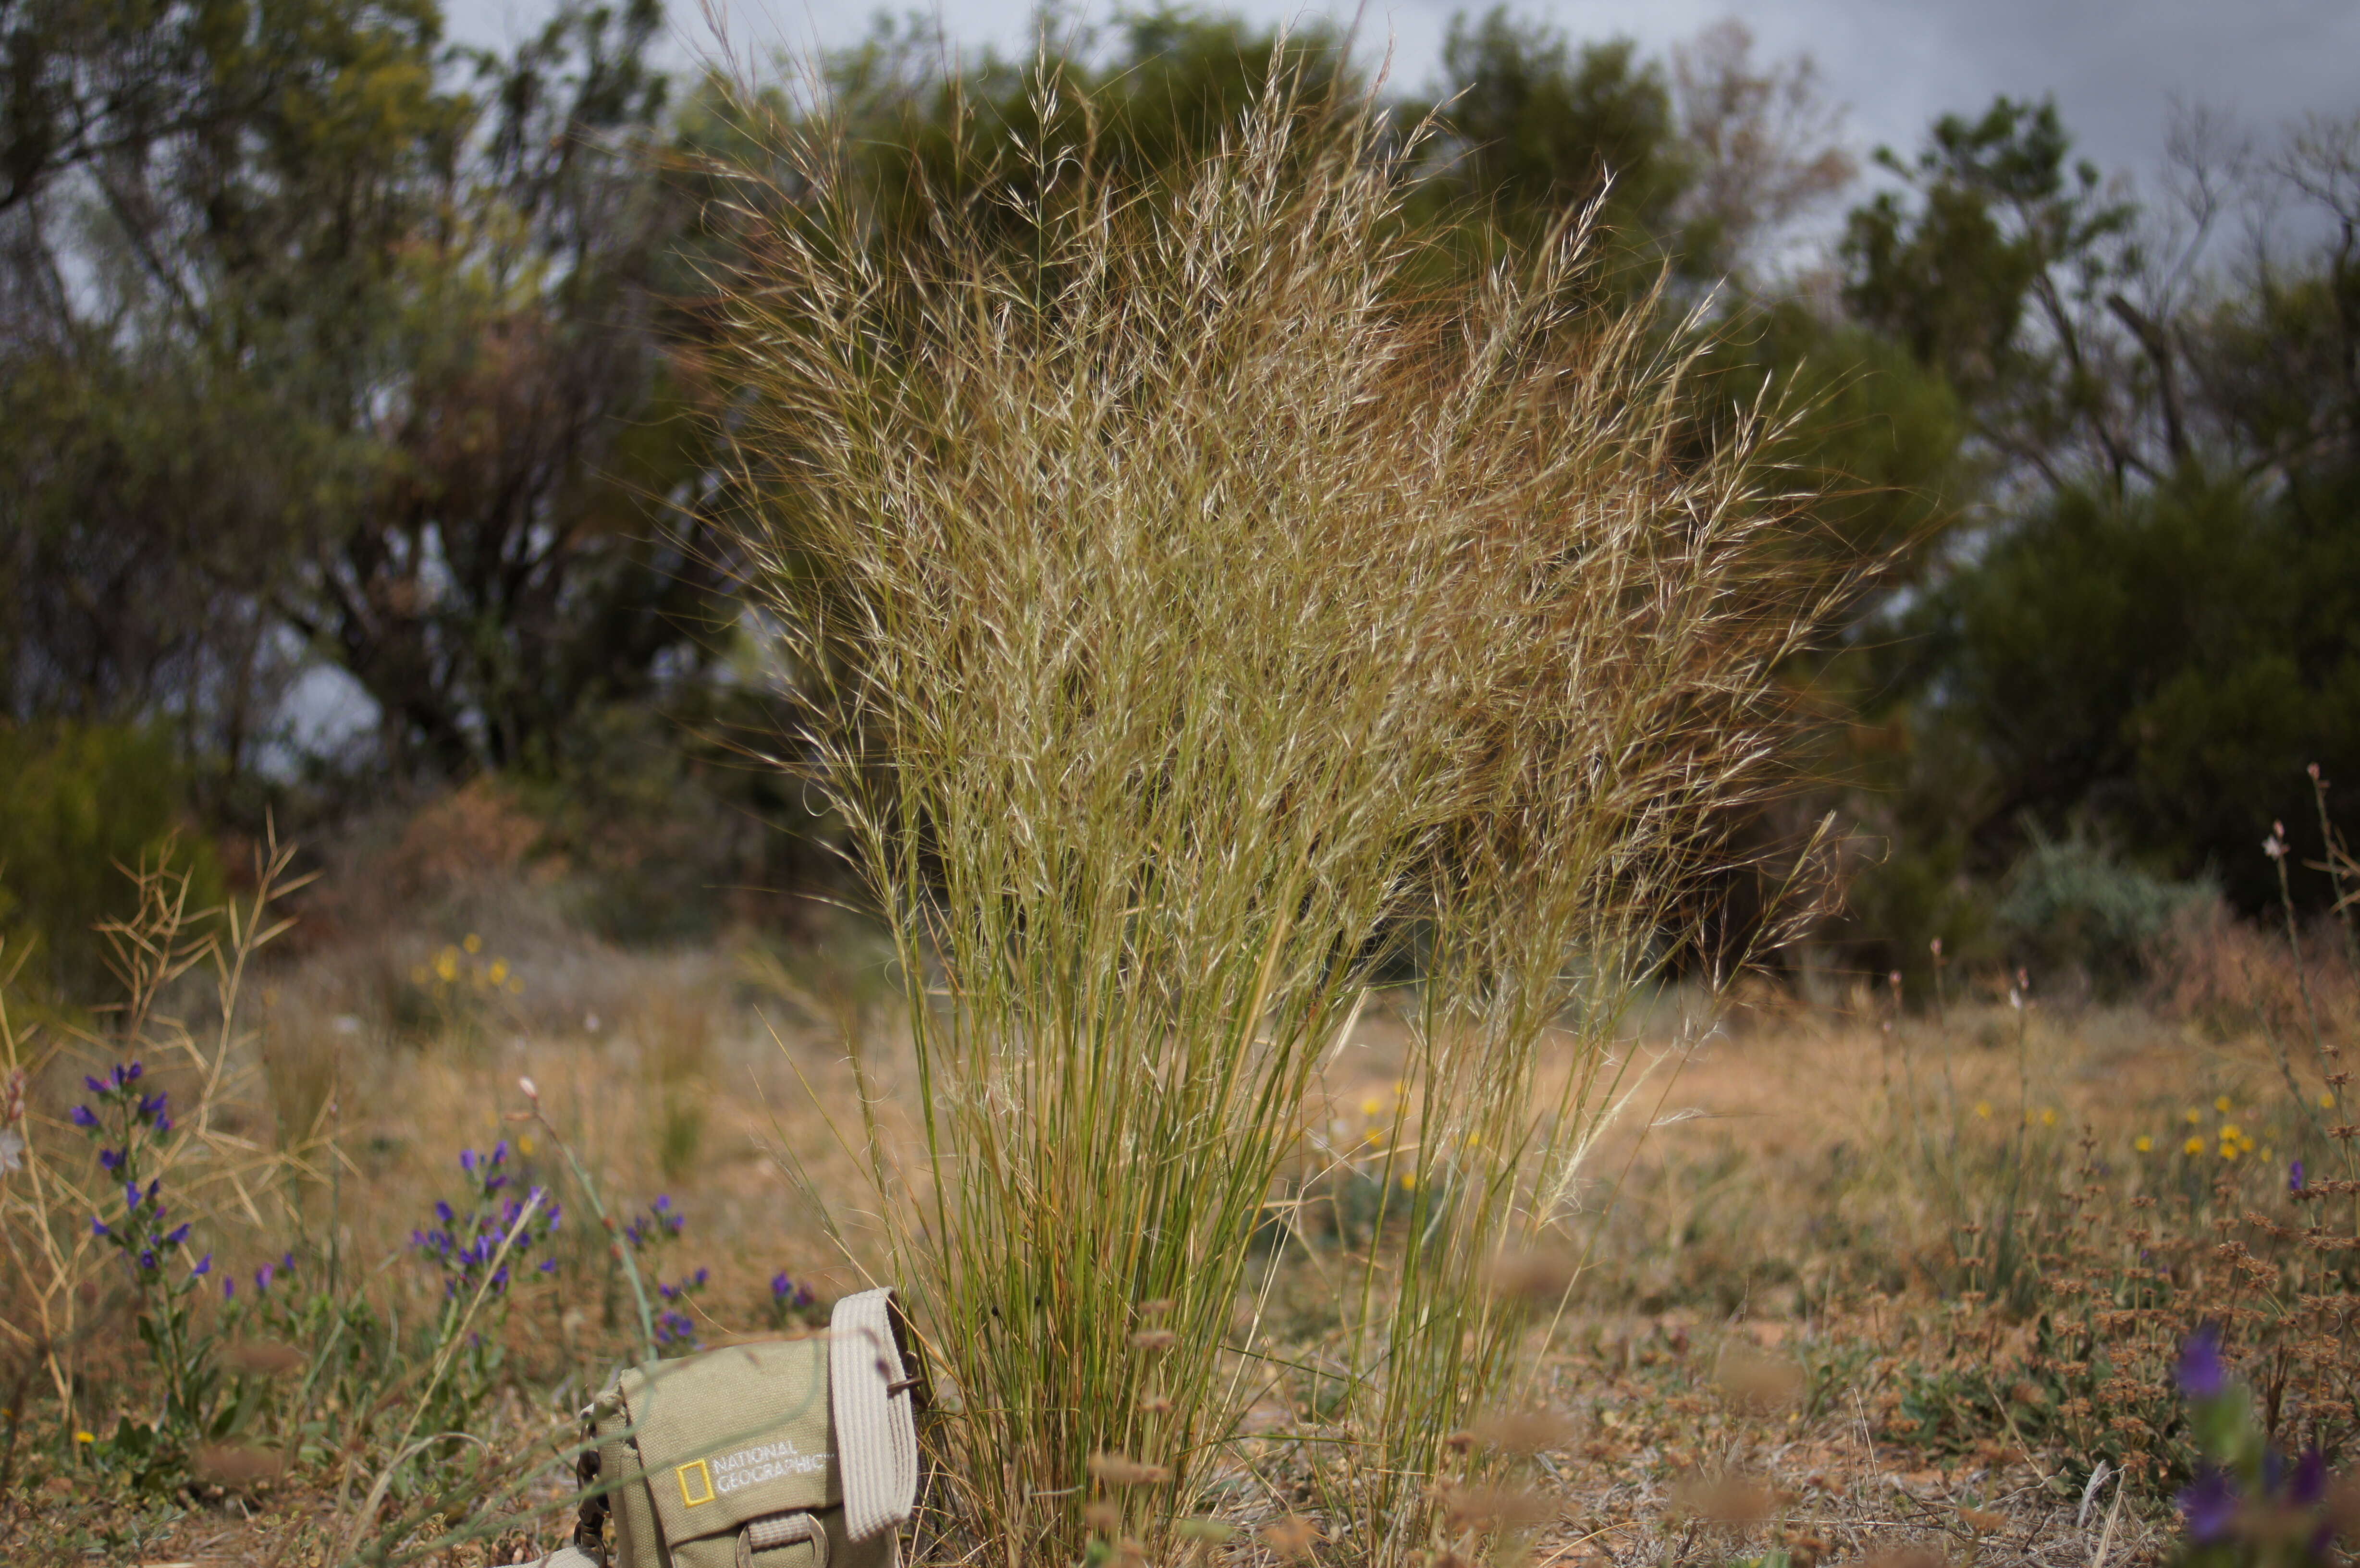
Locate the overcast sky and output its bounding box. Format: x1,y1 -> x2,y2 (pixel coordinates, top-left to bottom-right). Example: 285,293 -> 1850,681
446,0 -> 2360,187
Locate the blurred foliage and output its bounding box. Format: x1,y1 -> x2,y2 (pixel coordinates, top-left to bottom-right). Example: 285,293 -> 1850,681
0,0 -> 732,781
1992,834 -> 2213,998
0,723 -> 224,999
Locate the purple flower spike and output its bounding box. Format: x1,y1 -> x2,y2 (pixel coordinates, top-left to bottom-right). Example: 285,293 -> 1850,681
71,1105 -> 98,1128
125,1180 -> 143,1211
163,1223 -> 190,1246
2291,1449 -> 2327,1506
191,1252 -> 211,1278
2291,1159 -> 2307,1193
123,1062 -> 142,1082
85,1075 -> 109,1095
98,1148 -> 123,1171
222,1277 -> 235,1299
2179,1469 -> 2239,1543
539,1257 -> 557,1273
91,1217 -> 109,1237
2178,1324 -> 2228,1400
139,1250 -> 156,1270
492,1140 -> 508,1165
154,1112 -> 171,1134
460,1149 -> 477,1173
255,1262 -> 274,1292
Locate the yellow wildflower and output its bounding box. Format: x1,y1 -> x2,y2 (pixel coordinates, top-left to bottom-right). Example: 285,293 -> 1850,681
464,933 -> 483,954
1974,1102 -> 1993,1120
2215,1095 -> 2233,1114
2135,1135 -> 2153,1153
2186,1109 -> 2204,1125
2184,1136 -> 2207,1157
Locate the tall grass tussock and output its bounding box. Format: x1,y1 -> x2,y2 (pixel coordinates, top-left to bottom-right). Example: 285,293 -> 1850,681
705,55 -> 1839,1563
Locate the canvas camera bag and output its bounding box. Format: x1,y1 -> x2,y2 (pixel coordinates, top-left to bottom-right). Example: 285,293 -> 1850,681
545,1287 -> 924,1568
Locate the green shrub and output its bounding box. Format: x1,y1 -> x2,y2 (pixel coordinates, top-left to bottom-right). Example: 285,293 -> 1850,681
0,723 -> 222,998
1994,833 -> 2211,996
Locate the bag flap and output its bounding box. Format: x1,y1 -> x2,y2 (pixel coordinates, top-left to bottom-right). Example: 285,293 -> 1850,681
829,1288 -> 921,1542
612,1337 -> 838,1546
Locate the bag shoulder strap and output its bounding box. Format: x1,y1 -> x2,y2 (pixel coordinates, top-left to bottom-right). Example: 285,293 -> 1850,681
829,1287 -> 922,1542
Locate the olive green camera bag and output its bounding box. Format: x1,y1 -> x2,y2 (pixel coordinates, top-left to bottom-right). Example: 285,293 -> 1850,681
546,1288 -> 923,1568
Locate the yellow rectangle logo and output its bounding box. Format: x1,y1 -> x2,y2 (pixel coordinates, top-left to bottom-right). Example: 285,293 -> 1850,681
677,1458 -> 715,1507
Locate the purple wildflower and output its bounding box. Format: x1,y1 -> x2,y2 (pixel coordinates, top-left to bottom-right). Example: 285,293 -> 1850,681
70,1105 -> 98,1128
2179,1470 -> 2238,1543
2178,1324 -> 2228,1400
2290,1159 -> 2307,1193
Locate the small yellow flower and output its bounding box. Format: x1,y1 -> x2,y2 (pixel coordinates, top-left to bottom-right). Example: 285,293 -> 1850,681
1974,1101 -> 1993,1120
2040,1108 -> 2058,1127
488,959 -> 509,985
2220,1142 -> 2241,1161
2185,1136 -> 2207,1157
518,1136 -> 536,1155
463,933 -> 483,954
2220,1123 -> 2243,1142
2186,1108 -> 2204,1125
1360,1097 -> 1382,1118
2215,1095 -> 2233,1115
2135,1135 -> 2153,1153
2324,1093 -> 2338,1109
1399,1173 -> 1417,1191
434,947 -> 459,982
74,1430 -> 94,1443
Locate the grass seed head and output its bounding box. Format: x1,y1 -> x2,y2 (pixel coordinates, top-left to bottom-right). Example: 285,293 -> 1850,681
1087,1452 -> 1172,1488
1261,1515 -> 1321,1559
1469,1406 -> 1579,1454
